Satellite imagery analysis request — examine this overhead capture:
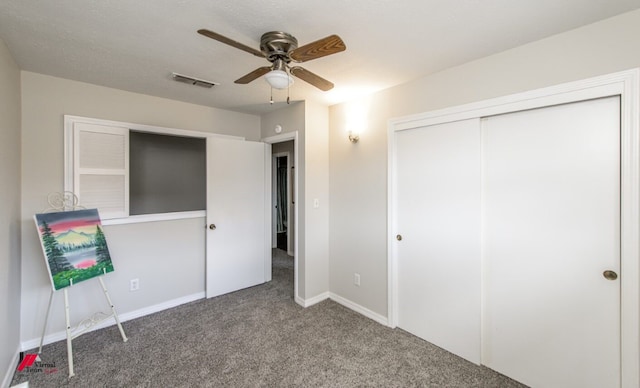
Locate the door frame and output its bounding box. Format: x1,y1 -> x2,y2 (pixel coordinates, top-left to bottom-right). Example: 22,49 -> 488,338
388,68 -> 639,387
263,131 -> 300,302
272,152 -> 292,254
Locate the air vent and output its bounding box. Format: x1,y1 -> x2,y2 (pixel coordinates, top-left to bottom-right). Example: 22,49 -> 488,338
171,72 -> 219,88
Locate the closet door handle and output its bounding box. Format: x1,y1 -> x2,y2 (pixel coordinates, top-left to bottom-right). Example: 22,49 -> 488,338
603,270 -> 617,280
209,224 -> 216,230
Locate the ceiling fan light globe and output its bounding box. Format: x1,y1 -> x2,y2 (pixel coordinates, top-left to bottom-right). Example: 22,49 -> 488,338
264,70 -> 293,90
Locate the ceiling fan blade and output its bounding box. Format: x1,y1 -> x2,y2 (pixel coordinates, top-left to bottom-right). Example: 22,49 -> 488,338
290,66 -> 334,91
235,67 -> 272,84
197,29 -> 264,58
289,35 -> 346,63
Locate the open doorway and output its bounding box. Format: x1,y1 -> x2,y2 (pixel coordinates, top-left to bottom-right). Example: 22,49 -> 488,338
267,137 -> 296,299
273,152 -> 291,253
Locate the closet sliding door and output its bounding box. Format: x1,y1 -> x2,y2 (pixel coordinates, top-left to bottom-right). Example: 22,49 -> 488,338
391,70 -> 639,387
482,97 -> 621,387
395,118 -> 482,364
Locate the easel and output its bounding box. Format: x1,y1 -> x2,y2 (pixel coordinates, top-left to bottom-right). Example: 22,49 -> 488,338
36,192 -> 128,378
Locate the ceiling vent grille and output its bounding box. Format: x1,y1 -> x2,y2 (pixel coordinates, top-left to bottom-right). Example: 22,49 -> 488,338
171,72 -> 219,88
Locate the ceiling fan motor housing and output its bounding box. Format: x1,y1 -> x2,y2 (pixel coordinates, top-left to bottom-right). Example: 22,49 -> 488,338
260,31 -> 298,63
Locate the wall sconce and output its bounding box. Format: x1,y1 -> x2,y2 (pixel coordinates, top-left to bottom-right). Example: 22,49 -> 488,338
345,100 -> 368,144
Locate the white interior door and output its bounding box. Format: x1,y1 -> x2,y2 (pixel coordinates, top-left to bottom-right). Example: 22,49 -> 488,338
206,137 -> 270,298
482,97 -> 621,387
395,118 -> 482,364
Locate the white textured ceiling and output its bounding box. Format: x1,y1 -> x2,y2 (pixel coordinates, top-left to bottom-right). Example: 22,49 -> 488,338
1,1 -> 639,115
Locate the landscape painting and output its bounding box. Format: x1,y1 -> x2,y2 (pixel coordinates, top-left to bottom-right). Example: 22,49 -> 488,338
34,208 -> 114,290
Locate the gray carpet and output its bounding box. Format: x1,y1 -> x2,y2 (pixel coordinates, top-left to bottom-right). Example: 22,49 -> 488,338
11,249 -> 524,387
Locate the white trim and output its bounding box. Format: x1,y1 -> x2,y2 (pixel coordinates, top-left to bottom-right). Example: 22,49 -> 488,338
387,68 -> 640,387
296,292 -> 330,308
101,210 -> 205,226
479,117 -> 489,363
390,75 -> 625,131
285,153 -> 293,256
620,69 -> 640,388
271,155 -> 278,249
271,152 -> 292,253
261,131 -> 296,144
262,132 -> 300,306
264,143 -> 273,283
293,291 -> 390,327
387,118 -> 398,327
2,344 -> 20,388
21,292 -> 205,351
64,115 -> 245,141
329,292 -> 389,327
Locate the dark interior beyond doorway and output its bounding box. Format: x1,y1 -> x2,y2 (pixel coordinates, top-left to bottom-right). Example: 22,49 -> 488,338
276,155 -> 288,251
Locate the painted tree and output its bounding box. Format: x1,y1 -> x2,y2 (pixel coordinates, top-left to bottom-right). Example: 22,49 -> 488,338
40,221 -> 73,274
94,225 -> 111,264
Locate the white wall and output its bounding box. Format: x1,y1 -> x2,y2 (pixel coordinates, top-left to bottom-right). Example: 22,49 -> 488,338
302,101 -> 329,299
261,102 -> 307,298
329,95 -> 390,315
0,38 -> 22,388
260,101 -> 330,302
328,9 -> 640,317
20,72 -> 261,344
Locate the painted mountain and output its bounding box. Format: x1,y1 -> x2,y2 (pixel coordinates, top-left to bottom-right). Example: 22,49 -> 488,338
56,230 -> 94,245
34,208 -> 114,290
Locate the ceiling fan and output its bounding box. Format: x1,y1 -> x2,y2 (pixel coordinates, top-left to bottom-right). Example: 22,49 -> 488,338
197,29 -> 346,91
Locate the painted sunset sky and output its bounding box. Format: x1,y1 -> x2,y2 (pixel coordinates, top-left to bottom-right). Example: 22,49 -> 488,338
36,208 -> 102,235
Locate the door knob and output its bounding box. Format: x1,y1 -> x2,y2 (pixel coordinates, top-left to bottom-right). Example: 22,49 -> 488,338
603,270 -> 618,280
396,234 -> 403,241
209,224 -> 216,230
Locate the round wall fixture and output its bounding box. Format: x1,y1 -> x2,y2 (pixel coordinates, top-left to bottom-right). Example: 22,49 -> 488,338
274,125 -> 283,133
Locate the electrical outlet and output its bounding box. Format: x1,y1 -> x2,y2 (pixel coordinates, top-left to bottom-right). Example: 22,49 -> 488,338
130,278 -> 140,291
354,273 -> 361,286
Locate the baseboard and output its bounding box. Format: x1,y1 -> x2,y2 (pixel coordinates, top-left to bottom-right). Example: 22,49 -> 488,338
21,292 -> 205,351
293,292 -> 389,327
295,292 -> 330,308
329,292 -> 389,326
2,344 -> 21,388
114,292 -> 205,326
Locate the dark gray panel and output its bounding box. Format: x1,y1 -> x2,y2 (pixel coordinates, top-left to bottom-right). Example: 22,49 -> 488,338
130,131 -> 206,215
